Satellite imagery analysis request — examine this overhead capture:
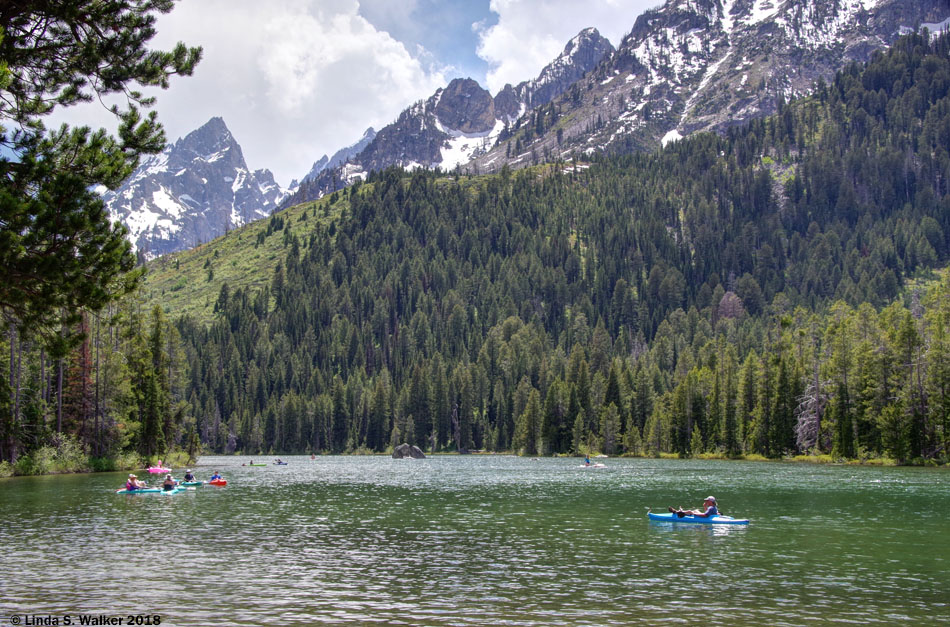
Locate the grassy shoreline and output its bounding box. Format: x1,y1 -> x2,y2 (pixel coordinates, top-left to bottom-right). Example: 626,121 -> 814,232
0,439 -> 195,478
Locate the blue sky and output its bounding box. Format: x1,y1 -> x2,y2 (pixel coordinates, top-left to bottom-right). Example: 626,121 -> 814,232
359,0 -> 497,84
51,0 -> 659,186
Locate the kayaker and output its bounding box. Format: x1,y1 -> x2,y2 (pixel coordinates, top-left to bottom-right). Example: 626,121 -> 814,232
669,496 -> 718,518
183,469 -> 195,481
126,473 -> 145,491
210,471 -> 222,481
162,474 -> 177,491
584,455 -> 591,466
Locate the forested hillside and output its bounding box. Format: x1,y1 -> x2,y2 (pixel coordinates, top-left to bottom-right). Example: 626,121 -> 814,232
4,32 -> 949,471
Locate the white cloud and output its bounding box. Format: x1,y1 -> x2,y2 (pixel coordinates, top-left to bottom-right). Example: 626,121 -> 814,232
48,0 -> 447,186
477,0 -> 658,93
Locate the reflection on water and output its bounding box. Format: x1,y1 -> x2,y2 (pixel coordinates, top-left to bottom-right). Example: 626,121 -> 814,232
1,456 -> 949,625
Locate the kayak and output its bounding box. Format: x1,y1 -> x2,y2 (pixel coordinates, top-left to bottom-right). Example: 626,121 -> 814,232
115,487 -> 186,495
273,462 -> 288,465
180,480 -> 204,487
648,511 -> 749,525
209,479 -> 227,486
248,463 -> 267,467
115,486 -> 188,494
579,463 -> 607,468
147,467 -> 173,473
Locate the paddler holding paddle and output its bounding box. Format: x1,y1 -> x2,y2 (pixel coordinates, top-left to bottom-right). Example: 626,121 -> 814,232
125,473 -> 146,491
669,496 -> 718,518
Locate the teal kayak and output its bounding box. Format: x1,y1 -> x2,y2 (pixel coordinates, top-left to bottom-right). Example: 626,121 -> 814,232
115,487 -> 186,495
180,481 -> 204,486
648,511 -> 749,525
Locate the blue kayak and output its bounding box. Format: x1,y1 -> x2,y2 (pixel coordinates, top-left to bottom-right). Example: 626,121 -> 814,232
648,511 -> 749,525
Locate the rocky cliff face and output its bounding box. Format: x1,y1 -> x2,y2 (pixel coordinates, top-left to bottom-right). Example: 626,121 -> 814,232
471,0 -> 950,171
280,28 -> 615,208
105,117 -> 288,259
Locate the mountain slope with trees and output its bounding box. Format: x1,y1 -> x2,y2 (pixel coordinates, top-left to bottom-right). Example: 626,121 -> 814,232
4,31 -> 950,472
168,31 -> 950,462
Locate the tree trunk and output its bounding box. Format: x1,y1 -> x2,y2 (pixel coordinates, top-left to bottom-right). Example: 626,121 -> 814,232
14,327 -> 22,437
6,324 -> 17,462
56,357 -> 63,433
40,348 -> 47,404
94,313 -> 102,457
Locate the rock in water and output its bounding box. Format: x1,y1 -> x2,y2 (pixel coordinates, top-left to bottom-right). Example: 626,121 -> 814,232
392,443 -> 426,459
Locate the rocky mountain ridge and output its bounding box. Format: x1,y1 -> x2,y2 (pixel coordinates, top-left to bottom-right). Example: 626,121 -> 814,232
470,0 -> 950,171
281,27 -> 614,208
113,0 -> 950,254
299,126 -> 377,187
105,117 -> 288,259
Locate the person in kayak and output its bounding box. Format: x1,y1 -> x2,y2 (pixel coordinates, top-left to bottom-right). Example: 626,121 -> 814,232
669,496 -> 718,518
584,455 -> 591,466
183,469 -> 195,481
162,474 -> 177,491
126,474 -> 146,491
210,471 -> 222,481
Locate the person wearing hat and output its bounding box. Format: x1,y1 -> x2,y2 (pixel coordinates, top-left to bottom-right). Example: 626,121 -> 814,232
162,473 -> 177,491
668,496 -> 719,518
126,474 -> 146,491
183,469 -> 195,482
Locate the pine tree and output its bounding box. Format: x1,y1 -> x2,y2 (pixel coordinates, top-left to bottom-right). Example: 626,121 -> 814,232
0,1 -> 201,343
600,403 -> 621,455
331,377 -> 347,453
832,381 -> 854,458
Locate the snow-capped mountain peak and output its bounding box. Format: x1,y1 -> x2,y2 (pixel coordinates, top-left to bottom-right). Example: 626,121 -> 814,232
105,117 -> 289,259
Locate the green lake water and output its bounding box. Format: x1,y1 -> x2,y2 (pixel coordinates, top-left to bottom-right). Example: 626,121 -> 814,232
1,456 -> 948,626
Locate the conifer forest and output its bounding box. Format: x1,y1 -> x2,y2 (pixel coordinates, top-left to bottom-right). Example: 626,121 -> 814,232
3,32 -> 950,472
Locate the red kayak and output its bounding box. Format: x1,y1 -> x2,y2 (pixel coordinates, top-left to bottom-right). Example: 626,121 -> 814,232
209,479 -> 227,486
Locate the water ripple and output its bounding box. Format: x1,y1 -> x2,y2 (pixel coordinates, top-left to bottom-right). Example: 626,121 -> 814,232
2,456 -> 949,625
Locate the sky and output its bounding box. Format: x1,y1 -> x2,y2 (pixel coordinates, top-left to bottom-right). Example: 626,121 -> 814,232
50,0 -> 659,187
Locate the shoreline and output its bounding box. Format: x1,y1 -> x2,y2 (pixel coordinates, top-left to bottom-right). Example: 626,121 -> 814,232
2,450 -> 945,478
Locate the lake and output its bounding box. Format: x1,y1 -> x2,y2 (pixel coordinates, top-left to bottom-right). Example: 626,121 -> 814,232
1,456 -> 948,625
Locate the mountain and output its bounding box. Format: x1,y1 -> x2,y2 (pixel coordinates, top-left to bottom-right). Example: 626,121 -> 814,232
141,31 -> 950,461
472,0 -> 950,171
299,127 -> 377,185
281,27 -> 614,208
104,117 -> 289,259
